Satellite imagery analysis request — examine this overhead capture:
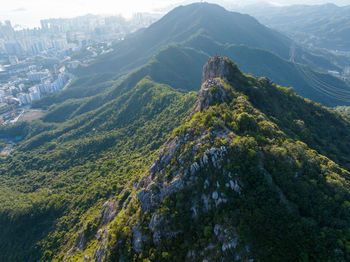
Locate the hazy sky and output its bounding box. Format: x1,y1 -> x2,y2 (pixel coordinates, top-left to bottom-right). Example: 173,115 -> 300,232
0,0 -> 349,28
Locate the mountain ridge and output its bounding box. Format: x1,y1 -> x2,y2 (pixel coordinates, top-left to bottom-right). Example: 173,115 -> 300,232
2,50 -> 350,260
2,3 -> 350,260
70,2 -> 350,107
76,3 -> 291,78
75,55 -> 350,261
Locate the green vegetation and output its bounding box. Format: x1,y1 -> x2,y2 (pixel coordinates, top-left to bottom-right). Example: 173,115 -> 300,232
0,75 -> 197,261
336,106 -> 350,119
77,3 -> 291,80
1,53 -> 350,261
72,2 -> 350,107
1,2 -> 350,260
100,59 -> 350,262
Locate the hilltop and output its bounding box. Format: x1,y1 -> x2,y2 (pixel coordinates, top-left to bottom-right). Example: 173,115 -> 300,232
77,3 -> 291,78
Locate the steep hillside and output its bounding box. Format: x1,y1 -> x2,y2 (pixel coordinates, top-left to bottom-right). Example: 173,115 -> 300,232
3,54 -> 350,260
32,45 -> 350,127
1,3 -> 350,259
184,35 -> 350,106
58,55 -> 350,262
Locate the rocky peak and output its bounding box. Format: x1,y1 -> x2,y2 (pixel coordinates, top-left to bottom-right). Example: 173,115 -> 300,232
202,55 -> 241,83
191,79 -> 227,114
192,55 -> 241,114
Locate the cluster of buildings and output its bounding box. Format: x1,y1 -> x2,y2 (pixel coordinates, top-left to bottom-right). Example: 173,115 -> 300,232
0,68 -> 73,107
18,71 -> 73,105
0,13 -> 160,58
0,20 -> 75,57
0,13 -> 161,125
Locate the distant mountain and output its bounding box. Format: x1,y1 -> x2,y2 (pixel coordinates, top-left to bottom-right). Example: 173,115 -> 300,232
40,44 -> 350,109
77,3 -> 291,78
240,3 -> 350,51
182,35 -> 350,106
75,2 -> 350,107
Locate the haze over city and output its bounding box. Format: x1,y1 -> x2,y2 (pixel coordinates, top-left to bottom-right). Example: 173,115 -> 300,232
1,0 -> 349,28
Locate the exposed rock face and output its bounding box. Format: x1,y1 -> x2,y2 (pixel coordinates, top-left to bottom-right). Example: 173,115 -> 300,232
76,230 -> 87,251
132,226 -> 143,254
192,79 -> 227,114
93,229 -> 109,262
100,200 -> 118,225
74,55 -> 255,261
192,55 -> 243,115
150,137 -> 183,177
202,55 -> 241,83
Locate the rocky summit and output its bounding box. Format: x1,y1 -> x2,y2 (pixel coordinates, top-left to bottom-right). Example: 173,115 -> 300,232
193,55 -> 246,114
202,55 -> 242,83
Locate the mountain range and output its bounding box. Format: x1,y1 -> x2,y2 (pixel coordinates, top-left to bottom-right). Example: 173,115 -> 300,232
73,2 -> 350,107
239,3 -> 350,51
1,2 -> 350,261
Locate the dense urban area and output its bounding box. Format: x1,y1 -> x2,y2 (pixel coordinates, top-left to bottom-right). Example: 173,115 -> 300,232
0,13 -> 159,126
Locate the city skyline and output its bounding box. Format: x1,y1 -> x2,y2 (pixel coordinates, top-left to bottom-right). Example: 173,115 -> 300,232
1,0 -> 349,29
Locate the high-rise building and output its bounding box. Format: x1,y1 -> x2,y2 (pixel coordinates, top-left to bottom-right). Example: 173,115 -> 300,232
4,42 -> 23,55
8,56 -> 18,65
27,70 -> 50,82
17,92 -> 31,105
29,91 -> 40,101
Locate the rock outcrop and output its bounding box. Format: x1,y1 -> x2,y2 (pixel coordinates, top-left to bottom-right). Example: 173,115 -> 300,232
192,78 -> 227,114
192,55 -> 244,115
202,55 -> 240,83
100,200 -> 118,225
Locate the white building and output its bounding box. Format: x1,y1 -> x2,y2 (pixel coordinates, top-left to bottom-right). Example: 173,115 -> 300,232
29,86 -> 40,94
52,39 -> 67,50
29,91 -> 40,101
17,92 -> 31,105
27,70 -> 50,82
9,86 -> 17,95
40,81 -> 53,94
8,56 -> 19,65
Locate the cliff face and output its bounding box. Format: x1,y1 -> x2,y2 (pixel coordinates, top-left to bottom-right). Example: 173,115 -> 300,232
202,55 -> 241,83
192,55 -> 244,114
